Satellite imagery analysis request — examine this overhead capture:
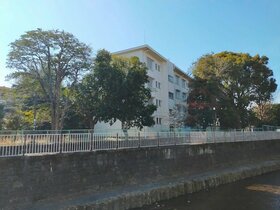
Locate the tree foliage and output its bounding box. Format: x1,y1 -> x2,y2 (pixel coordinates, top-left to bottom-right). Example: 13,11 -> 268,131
252,103 -> 280,127
6,28 -> 92,130
187,52 -> 277,129
70,73 -> 101,129
187,78 -> 217,129
74,50 -> 156,131
0,104 -> 4,129
110,55 -> 157,130
169,104 -> 187,129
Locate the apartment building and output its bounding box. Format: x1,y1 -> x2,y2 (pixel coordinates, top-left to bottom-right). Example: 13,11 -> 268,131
94,45 -> 191,132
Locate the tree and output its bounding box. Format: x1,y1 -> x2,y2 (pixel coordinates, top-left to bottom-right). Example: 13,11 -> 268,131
252,103 -> 273,126
69,50 -> 115,130
110,55 -> 157,132
68,73 -> 101,129
187,52 -> 277,129
169,104 -> 186,130
186,77 -> 227,128
0,104 -> 4,129
270,104 -> 280,126
10,75 -> 51,130
4,110 -> 28,130
252,103 -> 280,127
75,50 -> 157,133
7,28 -> 92,130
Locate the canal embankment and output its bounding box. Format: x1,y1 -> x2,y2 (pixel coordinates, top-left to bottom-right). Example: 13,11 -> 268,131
1,139 -> 280,209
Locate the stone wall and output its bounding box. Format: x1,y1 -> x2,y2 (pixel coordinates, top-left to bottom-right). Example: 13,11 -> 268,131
1,140 -> 280,209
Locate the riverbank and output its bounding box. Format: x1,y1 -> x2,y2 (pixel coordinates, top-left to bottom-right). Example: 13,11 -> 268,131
29,158 -> 280,210
134,166 -> 280,210
2,140 -> 280,209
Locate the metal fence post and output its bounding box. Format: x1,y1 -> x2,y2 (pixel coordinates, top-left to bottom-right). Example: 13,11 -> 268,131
90,129 -> 93,151
174,132 -> 176,145
157,132 -> 160,147
116,133 -> 119,149
213,130 -> 216,143
59,131 -> 63,153
22,133 -> 26,156
138,132 -> 141,148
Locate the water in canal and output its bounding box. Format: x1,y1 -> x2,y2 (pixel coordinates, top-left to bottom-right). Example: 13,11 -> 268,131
133,170 -> 280,210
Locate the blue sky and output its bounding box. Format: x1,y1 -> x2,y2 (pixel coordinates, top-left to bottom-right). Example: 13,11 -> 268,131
1,0 -> 280,101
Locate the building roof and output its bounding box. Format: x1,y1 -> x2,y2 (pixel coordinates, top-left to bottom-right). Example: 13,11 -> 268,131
113,45 -> 192,81
113,44 -> 168,62
173,66 -> 192,81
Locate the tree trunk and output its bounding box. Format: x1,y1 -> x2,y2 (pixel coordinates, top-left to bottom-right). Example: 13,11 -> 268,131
90,117 -> 99,131
122,122 -> 129,141
50,101 -> 56,130
54,79 -> 62,130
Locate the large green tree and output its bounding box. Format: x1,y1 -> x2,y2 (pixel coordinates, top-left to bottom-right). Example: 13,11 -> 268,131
187,52 -> 277,129
7,28 -> 92,130
74,50 -> 156,132
111,55 -> 157,131
70,50 -> 114,130
68,73 -> 101,129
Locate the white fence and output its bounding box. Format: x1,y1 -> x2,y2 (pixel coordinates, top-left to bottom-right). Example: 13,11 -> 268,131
0,131 -> 280,157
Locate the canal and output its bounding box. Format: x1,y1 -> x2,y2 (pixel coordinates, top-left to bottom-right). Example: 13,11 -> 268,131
133,170 -> 280,210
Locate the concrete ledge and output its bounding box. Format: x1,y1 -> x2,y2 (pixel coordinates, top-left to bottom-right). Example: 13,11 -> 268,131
34,159 -> 280,210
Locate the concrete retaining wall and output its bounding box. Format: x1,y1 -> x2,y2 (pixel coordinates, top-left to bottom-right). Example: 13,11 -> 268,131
1,140 -> 280,209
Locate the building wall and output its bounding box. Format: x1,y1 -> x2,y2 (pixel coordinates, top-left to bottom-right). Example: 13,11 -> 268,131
1,140 -> 280,209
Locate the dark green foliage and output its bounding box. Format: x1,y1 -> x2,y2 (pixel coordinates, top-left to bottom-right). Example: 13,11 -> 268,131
187,52 -> 277,129
73,50 -> 156,130
109,55 -> 157,130
270,104 -> 280,126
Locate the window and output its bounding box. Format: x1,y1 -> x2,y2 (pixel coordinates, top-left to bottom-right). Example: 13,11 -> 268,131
175,75 -> 179,85
182,79 -> 186,88
147,57 -> 154,70
168,75 -> 174,83
155,81 -> 161,89
156,117 -> 162,124
182,92 -> 187,100
175,89 -> 180,99
155,63 -> 161,71
168,92 -> 174,100
156,99 -> 161,107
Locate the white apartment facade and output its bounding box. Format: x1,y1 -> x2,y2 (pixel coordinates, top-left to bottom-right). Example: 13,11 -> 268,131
94,45 -> 191,132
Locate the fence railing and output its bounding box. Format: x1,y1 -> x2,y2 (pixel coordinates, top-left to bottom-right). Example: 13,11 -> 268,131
1,131 -> 280,157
